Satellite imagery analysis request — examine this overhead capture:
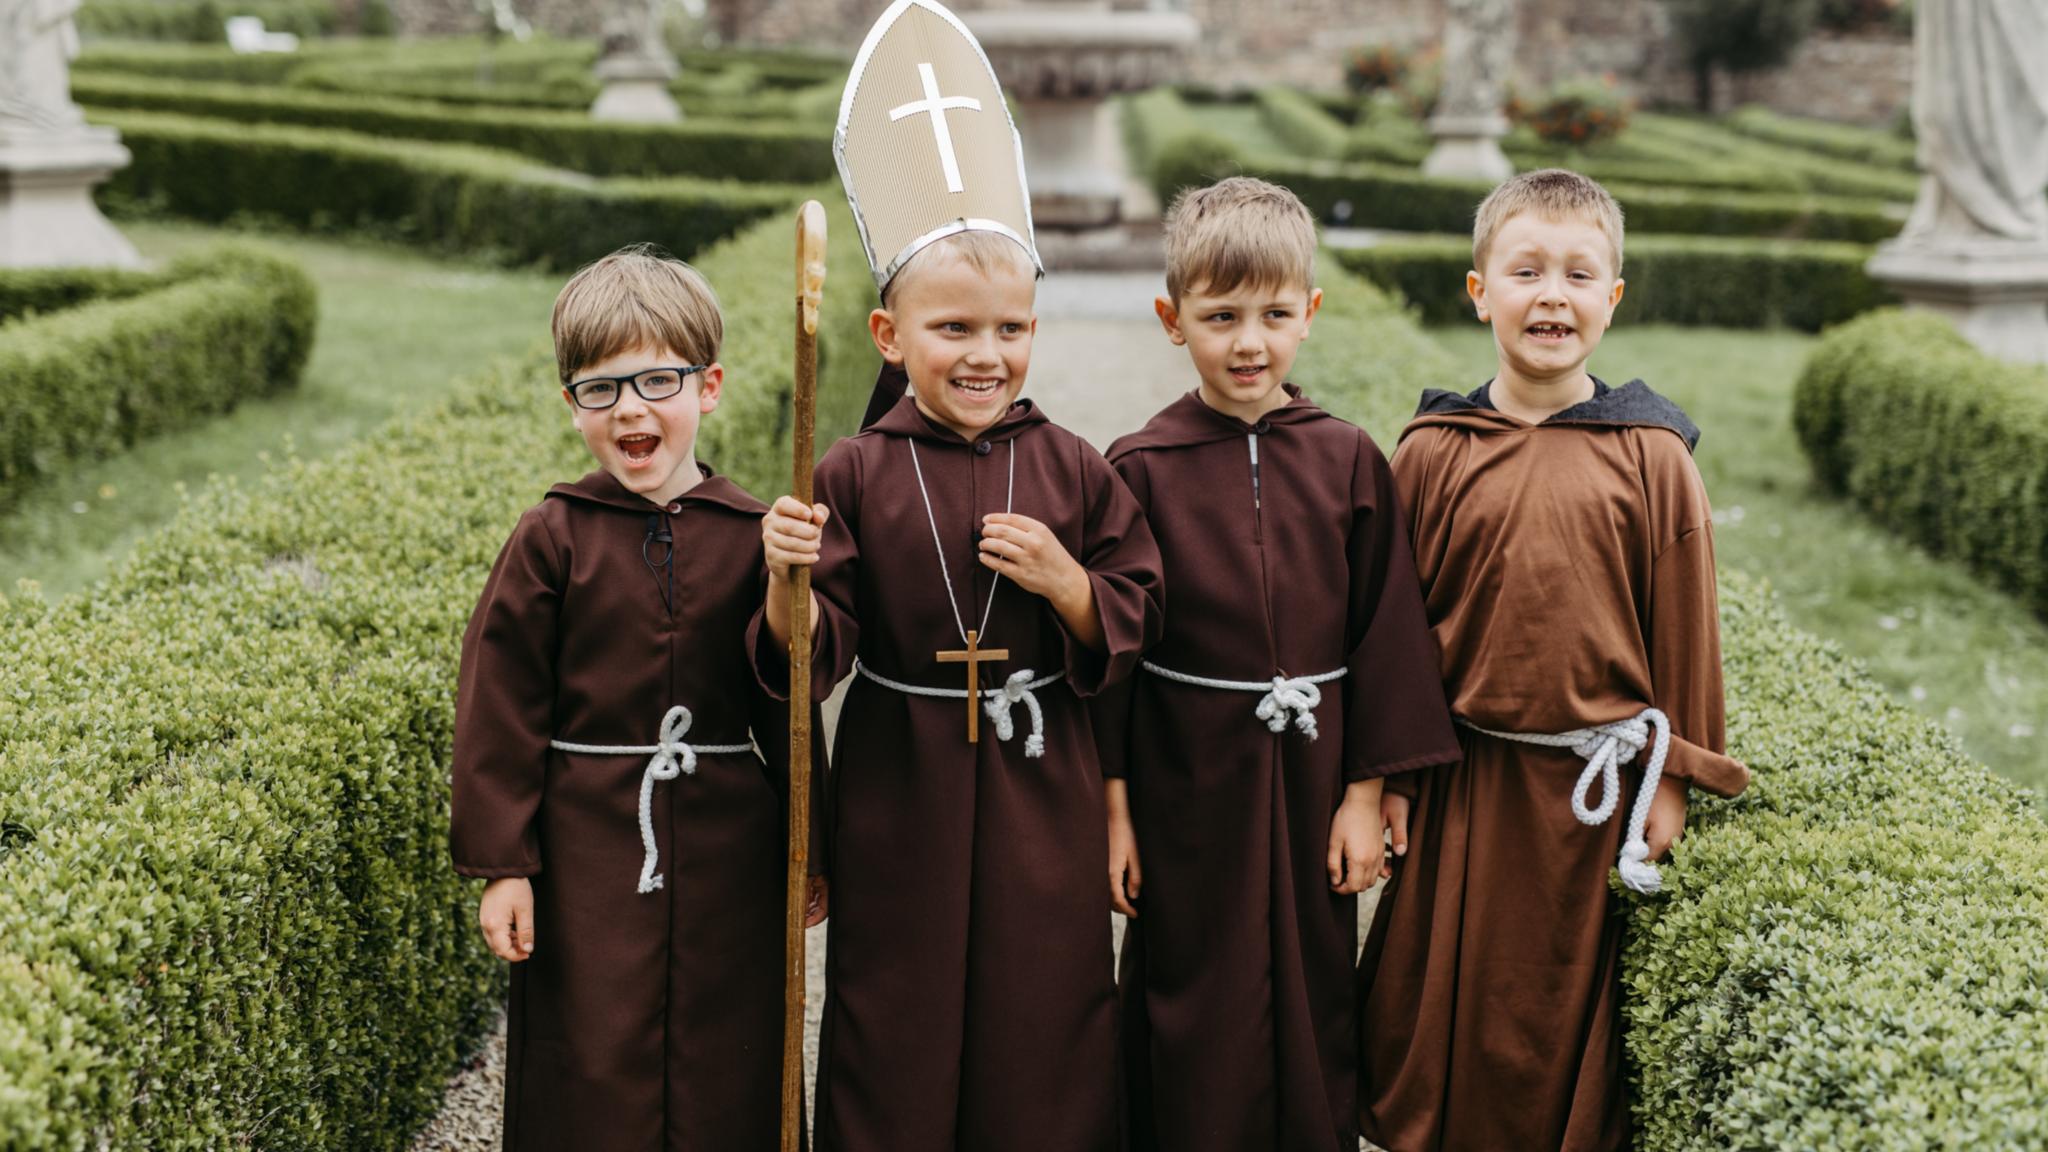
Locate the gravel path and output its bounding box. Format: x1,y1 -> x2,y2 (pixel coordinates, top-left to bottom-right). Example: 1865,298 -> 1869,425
408,272 -> 1373,1147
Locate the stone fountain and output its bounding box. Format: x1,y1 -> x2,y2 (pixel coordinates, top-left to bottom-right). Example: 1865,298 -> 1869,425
0,0 -> 140,267
965,0 -> 1197,266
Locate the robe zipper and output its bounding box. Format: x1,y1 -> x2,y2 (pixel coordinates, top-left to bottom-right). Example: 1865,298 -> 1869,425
1249,432 -> 1281,671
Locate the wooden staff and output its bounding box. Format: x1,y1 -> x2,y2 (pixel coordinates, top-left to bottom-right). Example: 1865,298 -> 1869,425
782,198 -> 827,1152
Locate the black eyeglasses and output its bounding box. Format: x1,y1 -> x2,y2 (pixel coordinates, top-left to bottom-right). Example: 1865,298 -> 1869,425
566,365 -> 708,410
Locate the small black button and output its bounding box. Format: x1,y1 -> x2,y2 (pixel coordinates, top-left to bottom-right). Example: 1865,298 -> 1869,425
1252,420 -> 1271,435
667,502 -> 681,514
974,439 -> 994,456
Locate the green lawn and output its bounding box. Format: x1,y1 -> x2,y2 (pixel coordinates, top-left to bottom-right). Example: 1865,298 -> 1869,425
1428,325 -> 2048,793
0,220 -> 563,598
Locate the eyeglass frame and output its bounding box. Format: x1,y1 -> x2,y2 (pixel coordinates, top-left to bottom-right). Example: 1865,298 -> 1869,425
564,365 -> 711,411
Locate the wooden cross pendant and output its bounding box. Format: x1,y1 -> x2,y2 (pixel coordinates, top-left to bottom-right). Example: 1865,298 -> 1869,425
935,629 -> 1010,743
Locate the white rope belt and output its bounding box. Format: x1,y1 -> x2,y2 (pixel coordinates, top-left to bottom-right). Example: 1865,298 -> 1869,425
853,658 -> 1064,758
1141,661 -> 1347,741
1457,707 -> 1671,895
550,705 -> 752,895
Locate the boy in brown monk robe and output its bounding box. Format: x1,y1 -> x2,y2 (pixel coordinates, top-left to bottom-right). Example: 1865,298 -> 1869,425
1094,176 -> 1462,1152
757,227 -> 1165,1152
1357,169 -> 1753,1152
450,246 -> 824,1152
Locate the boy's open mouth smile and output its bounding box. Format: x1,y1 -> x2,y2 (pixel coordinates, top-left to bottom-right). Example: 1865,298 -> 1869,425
617,433 -> 661,464
951,376 -> 1005,399
1525,322 -> 1575,342
1229,363 -> 1267,383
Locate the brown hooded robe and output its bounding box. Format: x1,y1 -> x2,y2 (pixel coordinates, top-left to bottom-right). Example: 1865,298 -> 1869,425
1096,387 -> 1462,1152
452,467 -> 817,1152
748,392 -> 1165,1152
1357,380 -> 1751,1152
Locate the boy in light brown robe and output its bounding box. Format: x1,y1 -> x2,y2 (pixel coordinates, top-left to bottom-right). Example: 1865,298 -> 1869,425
1357,170 -> 1752,1152
451,248 -> 824,1151
1097,177 -> 1461,1152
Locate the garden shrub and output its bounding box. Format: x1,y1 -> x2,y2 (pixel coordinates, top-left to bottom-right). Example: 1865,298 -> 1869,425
1629,115 -> 1920,202
76,0 -> 339,42
1794,308 -> 2048,617
1724,105 -> 1917,170
97,110 -> 802,271
0,201 -> 875,1149
74,73 -> 835,183
1522,74 -> 1633,148
1334,233 -> 1893,330
1253,86 -> 1349,159
0,245 -> 316,505
1343,42 -> 1410,95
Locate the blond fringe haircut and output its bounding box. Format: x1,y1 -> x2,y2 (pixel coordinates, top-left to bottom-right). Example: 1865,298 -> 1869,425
1471,168 -> 1626,273
881,229 -> 1037,309
552,243 -> 723,385
1162,176 -> 1318,302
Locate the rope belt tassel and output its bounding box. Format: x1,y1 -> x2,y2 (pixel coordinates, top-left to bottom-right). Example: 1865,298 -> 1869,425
550,705 -> 753,895
1141,661 -> 1348,741
1459,707 -> 1672,895
855,660 -> 1064,758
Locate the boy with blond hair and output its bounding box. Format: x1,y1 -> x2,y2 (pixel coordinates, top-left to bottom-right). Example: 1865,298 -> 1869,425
757,225 -> 1164,1152
451,245 -> 822,1150
1357,169 -> 1751,1150
1096,175 -> 1461,1152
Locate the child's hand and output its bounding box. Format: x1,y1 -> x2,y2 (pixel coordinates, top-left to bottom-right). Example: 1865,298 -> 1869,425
806,875 -> 830,928
1328,780 -> 1385,895
1644,774 -> 1688,861
1381,790 -> 1411,880
479,877 -> 535,963
1106,779 -> 1142,918
978,513 -> 1085,603
763,496 -> 830,580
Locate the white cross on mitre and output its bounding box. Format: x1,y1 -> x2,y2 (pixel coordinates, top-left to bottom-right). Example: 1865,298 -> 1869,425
890,62 -> 982,194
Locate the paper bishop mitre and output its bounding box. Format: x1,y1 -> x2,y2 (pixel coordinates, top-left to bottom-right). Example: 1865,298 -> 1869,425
835,0 -> 1041,295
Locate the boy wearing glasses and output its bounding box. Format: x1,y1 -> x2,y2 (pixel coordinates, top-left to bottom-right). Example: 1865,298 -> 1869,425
450,245 -> 824,1150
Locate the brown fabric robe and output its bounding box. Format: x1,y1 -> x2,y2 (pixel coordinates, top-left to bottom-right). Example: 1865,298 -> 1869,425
1357,380 -> 1750,1152
452,467 -> 818,1152
748,392 -> 1164,1152
1097,387 -> 1462,1152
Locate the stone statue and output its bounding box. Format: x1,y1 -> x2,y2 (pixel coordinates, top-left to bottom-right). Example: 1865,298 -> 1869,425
1422,0 -> 1517,182
1903,0 -> 2048,243
0,0 -> 86,133
599,0 -> 667,65
591,0 -> 679,122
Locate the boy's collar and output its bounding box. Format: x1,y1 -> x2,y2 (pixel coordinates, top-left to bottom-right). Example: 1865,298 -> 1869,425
863,381 -> 1049,446
549,465 -> 768,515
1107,383 -> 1327,460
1407,376 -> 1701,452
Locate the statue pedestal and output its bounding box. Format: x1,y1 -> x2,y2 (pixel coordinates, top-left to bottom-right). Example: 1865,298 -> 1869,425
592,55 -> 681,123
1869,237 -> 2048,365
0,125 -> 140,268
1422,112 -> 1513,184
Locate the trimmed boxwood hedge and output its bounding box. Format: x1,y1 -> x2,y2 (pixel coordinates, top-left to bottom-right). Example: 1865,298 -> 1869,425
77,0 -> 340,41
0,200 -> 876,1148
1332,233 -> 1894,330
75,74 -> 835,183
1724,105 -> 1918,172
96,109 -> 802,270
1127,91 -> 1906,243
0,245 -> 316,505
1794,308 -> 2048,618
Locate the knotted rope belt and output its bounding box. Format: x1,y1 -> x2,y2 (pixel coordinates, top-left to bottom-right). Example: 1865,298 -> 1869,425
549,705 -> 753,895
853,659 -> 1064,758
1140,662 -> 1348,741
1457,707 -> 1671,895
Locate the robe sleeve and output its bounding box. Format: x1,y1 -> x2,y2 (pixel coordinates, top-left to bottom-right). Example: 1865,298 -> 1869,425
1059,438 -> 1165,698
450,506 -> 563,879
1384,424 -> 1451,800
1343,431 -> 1461,783
1086,450 -> 1154,778
1647,520 -> 1751,799
747,440 -> 862,705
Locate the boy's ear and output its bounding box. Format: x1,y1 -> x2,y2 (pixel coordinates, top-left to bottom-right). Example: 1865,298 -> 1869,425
1605,278 -> 1626,329
869,308 -> 906,364
1154,295 -> 1186,346
697,363 -> 724,413
1301,287 -> 1324,337
1466,270 -> 1488,323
